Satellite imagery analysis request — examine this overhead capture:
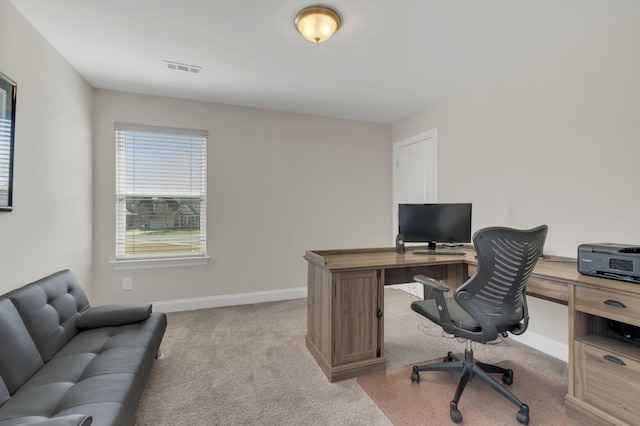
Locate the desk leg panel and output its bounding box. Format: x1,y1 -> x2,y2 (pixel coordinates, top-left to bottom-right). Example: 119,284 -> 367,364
306,335 -> 386,382
307,263 -> 332,362
307,264 -> 384,382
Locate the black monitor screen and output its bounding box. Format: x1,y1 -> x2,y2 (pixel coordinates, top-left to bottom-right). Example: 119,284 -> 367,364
398,203 -> 472,248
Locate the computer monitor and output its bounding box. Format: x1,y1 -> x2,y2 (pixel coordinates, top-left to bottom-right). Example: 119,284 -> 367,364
398,203 -> 472,250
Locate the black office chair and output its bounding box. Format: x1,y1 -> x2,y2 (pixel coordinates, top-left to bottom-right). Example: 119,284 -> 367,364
409,225 -> 548,425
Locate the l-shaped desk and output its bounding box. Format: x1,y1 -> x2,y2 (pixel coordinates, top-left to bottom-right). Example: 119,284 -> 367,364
304,246 -> 640,426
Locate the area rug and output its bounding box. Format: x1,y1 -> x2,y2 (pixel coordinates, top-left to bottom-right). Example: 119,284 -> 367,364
357,359 -> 586,425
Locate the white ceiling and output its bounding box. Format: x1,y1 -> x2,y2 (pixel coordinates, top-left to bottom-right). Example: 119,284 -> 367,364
10,0 -> 640,124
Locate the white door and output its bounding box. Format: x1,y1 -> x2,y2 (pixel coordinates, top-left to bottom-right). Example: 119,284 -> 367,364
391,129 -> 438,296
392,129 -> 438,236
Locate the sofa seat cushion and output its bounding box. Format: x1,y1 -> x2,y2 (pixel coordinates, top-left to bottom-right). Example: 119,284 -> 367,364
0,312 -> 166,426
57,323 -> 161,357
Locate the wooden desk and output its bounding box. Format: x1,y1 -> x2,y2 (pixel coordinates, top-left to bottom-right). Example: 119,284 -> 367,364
304,246 -> 640,425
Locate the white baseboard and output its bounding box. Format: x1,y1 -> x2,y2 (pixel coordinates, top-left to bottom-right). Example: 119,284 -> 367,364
510,331 -> 568,362
153,285 -> 569,363
152,287 -> 307,313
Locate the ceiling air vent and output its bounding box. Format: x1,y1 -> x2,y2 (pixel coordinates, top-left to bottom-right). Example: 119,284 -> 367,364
164,60 -> 202,75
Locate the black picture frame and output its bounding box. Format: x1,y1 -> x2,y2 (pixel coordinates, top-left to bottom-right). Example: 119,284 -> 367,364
0,71 -> 16,212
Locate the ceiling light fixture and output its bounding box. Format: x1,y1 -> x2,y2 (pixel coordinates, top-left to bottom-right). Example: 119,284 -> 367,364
294,5 -> 342,43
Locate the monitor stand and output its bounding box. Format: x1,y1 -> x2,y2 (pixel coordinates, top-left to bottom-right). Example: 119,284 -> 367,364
427,241 -> 437,250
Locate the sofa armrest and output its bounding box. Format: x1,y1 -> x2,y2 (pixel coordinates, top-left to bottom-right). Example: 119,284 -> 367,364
77,303 -> 152,329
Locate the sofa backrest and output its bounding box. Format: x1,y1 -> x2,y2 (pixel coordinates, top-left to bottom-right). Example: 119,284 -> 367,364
0,297 -> 45,404
5,270 -> 91,362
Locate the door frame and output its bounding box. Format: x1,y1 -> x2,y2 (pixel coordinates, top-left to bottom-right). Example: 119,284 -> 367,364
391,128 -> 439,241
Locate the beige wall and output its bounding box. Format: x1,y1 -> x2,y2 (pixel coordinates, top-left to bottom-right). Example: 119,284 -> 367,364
6,0 -> 635,360
392,11 -> 640,358
0,1 -> 93,296
394,11 -> 640,257
93,90 -> 392,305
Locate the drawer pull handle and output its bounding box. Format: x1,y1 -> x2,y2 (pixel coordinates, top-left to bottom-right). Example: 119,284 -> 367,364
603,355 -> 626,366
604,300 -> 627,308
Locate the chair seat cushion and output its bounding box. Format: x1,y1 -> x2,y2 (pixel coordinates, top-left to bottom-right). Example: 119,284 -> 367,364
411,298 -> 480,333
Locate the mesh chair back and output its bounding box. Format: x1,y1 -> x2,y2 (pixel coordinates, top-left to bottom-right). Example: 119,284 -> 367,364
455,225 -> 548,340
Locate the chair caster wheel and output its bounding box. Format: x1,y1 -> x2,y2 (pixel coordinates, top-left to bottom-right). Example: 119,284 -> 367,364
411,366 -> 420,383
444,351 -> 454,362
450,401 -> 462,423
502,369 -> 514,385
517,403 -> 530,425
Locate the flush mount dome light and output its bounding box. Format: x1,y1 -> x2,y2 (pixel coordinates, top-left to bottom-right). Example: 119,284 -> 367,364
294,5 -> 342,43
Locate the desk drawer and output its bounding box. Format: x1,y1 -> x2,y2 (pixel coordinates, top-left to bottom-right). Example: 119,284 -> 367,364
575,286 -> 640,327
526,277 -> 568,304
575,340 -> 640,425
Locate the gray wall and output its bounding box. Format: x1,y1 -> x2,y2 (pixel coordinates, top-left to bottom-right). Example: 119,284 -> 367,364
5,0 -> 638,361
93,90 -> 392,305
394,11 -> 640,255
392,11 -> 640,358
0,1 -> 93,296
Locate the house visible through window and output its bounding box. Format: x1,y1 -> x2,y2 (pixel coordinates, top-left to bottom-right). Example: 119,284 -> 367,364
115,123 -> 207,259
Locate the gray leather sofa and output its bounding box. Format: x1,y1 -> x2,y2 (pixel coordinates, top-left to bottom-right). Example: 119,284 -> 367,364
0,270 -> 167,426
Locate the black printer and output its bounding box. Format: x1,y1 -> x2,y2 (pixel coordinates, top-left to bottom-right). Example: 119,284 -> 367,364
578,243 -> 640,284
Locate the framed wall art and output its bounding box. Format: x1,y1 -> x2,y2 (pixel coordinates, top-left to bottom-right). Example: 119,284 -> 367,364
0,71 -> 16,212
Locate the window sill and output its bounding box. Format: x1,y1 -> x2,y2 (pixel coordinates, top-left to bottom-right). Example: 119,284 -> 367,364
110,255 -> 209,271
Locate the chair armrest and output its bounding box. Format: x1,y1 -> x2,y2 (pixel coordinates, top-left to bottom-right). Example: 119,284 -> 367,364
413,275 -> 450,292
413,275 -> 455,333
77,303 -> 152,329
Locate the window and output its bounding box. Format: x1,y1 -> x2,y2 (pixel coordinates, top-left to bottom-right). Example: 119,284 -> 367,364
115,123 -> 206,262
0,115 -> 12,207
0,72 -> 17,211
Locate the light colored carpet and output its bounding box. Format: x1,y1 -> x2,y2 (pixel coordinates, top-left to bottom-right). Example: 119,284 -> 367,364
134,288 -> 570,425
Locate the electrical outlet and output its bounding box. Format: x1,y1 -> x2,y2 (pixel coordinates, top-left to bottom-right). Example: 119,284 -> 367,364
122,277 -> 133,291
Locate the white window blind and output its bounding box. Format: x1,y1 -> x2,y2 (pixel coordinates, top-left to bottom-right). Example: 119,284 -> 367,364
115,123 -> 207,259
